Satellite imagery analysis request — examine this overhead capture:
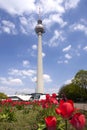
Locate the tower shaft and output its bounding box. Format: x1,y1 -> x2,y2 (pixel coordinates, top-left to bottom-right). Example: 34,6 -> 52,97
37,32 -> 44,93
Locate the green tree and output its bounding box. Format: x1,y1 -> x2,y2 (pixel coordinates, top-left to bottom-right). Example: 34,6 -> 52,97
72,70 -> 87,101
0,92 -> 7,100
59,70 -> 87,102
59,83 -> 81,102
72,70 -> 87,91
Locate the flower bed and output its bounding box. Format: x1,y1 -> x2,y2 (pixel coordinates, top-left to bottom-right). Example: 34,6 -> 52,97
0,93 -> 86,130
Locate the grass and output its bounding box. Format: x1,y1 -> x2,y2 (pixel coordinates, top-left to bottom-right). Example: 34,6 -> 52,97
0,106 -> 39,130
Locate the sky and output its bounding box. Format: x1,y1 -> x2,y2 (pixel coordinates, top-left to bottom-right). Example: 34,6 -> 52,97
0,0 -> 87,95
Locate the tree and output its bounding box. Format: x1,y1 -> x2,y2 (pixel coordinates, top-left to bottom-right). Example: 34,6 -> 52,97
59,70 -> 87,102
72,70 -> 87,91
0,92 -> 7,100
59,83 -> 82,102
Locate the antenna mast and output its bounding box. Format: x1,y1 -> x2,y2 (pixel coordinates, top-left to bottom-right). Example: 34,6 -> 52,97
38,7 -> 41,20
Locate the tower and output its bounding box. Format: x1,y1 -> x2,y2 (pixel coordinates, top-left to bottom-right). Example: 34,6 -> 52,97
35,18 -> 45,93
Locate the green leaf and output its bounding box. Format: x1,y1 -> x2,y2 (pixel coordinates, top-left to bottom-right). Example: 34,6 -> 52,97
38,123 -> 46,130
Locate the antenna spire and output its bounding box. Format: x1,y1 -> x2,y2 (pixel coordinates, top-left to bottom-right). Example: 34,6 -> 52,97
38,7 -> 41,20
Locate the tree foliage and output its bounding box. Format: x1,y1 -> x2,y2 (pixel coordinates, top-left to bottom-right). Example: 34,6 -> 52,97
59,83 -> 81,102
59,70 -> 87,102
0,92 -> 7,100
72,70 -> 87,91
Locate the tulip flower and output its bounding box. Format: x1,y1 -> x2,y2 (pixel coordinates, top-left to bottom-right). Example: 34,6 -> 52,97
46,94 -> 51,101
55,100 -> 74,119
51,93 -> 57,98
70,113 -> 86,130
45,116 -> 57,130
50,97 -> 58,105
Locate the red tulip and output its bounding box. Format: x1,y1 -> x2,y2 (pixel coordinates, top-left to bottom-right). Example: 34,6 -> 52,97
45,116 -> 57,130
46,94 -> 51,101
70,113 -> 86,130
51,93 -> 57,98
50,98 -> 58,105
55,100 -> 74,119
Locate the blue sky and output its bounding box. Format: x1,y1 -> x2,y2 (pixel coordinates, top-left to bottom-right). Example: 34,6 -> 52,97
0,0 -> 87,95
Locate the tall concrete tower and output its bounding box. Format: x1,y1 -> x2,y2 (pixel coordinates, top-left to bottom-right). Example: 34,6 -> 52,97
35,18 -> 45,93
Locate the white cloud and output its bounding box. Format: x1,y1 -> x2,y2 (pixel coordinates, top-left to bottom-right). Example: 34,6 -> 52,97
30,44 -> 38,57
83,46 -> 87,51
74,24 -> 86,31
43,74 -> 52,83
8,69 -> 36,85
31,73 -> 52,83
0,0 -> 36,15
49,30 -> 65,47
40,0 -> 65,15
0,77 -> 23,86
64,79 -> 72,84
57,60 -> 68,64
42,52 -> 46,58
9,78 -> 23,86
2,20 -> 14,28
8,68 -> 36,78
1,20 -> 17,34
22,60 -> 30,67
50,14 -> 67,27
62,45 -> 71,52
20,17 -> 28,25
0,0 -> 80,35
70,23 -> 87,35
20,26 -> 28,34
2,26 -> 10,34
65,53 -> 72,59
43,13 -> 67,29
0,0 -> 80,16
31,77 -> 37,82
19,16 -> 36,34
32,44 -> 37,50
65,0 -> 80,9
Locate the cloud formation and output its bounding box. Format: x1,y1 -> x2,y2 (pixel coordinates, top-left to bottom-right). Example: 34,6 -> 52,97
70,23 -> 87,35
63,45 -> 72,52
0,77 -> 23,86
65,53 -> 72,59
0,0 -> 81,35
0,0 -> 36,15
0,20 -> 17,34
49,30 -> 65,47
8,68 -> 36,78
22,60 -> 30,68
32,44 -> 37,50
83,46 -> 87,51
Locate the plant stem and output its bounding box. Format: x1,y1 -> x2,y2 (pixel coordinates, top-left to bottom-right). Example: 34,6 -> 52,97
65,120 -> 67,130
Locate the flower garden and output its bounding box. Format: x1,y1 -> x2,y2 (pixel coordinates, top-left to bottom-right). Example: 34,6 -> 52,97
0,93 -> 87,130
